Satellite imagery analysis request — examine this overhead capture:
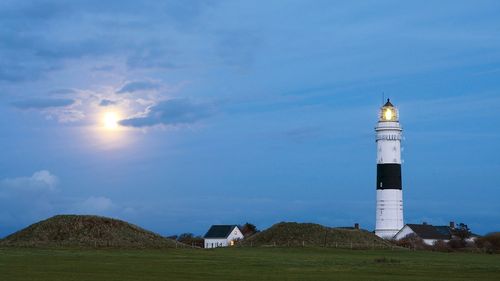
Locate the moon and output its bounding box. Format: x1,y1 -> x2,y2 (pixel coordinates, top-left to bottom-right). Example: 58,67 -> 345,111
87,110 -> 130,150
103,112 -> 120,129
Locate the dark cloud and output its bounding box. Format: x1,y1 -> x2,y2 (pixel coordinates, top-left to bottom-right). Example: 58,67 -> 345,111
126,47 -> 179,70
0,59 -> 59,82
0,5 -> 113,82
215,30 -> 261,68
99,99 -> 117,106
116,81 -> 160,94
0,1 -> 215,83
119,99 -> 213,128
91,65 -> 114,72
12,98 -> 75,109
49,88 -> 77,95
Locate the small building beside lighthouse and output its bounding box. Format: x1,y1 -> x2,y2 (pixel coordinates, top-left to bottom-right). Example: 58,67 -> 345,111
375,99 -> 404,239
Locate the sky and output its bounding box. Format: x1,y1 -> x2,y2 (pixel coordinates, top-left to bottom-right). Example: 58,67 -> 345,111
1,0 -> 500,237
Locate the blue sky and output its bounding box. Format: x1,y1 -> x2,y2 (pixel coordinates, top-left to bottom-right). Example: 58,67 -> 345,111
1,0 -> 499,237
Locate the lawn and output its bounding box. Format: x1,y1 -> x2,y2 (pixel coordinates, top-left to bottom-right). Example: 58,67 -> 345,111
1,247 -> 499,281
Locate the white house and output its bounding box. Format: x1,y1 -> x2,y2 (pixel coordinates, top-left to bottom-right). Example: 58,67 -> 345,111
393,223 -> 453,245
203,225 -> 244,249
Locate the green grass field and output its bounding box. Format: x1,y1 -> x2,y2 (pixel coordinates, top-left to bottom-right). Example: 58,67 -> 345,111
1,247 -> 499,281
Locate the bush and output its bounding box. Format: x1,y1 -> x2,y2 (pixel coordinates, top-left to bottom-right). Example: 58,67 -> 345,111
448,238 -> 466,249
177,233 -> 204,248
432,240 -> 451,252
394,233 -> 427,250
475,232 -> 500,254
240,223 -> 258,237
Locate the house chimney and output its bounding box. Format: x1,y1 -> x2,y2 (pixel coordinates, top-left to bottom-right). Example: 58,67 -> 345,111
449,221 -> 455,229
422,222 -> 427,225
354,223 -> 359,230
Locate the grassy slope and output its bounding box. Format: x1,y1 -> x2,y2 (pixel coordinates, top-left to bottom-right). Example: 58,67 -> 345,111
240,222 -> 390,248
0,215 -> 180,249
1,247 -> 499,281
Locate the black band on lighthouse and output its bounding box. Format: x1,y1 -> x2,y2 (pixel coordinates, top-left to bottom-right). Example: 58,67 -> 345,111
377,164 -> 402,190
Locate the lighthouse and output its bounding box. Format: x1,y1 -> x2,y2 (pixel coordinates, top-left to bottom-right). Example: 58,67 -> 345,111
375,99 -> 404,239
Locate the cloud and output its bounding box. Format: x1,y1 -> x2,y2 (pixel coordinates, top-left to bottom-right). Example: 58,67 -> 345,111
91,65 -> 114,71
99,99 -> 118,106
126,47 -> 179,70
215,30 -> 261,68
49,109 -> 85,123
0,1 -> 215,82
48,88 -> 77,95
10,97 -> 84,123
116,81 -> 160,94
73,196 -> 115,213
1,170 -> 59,192
119,99 -> 214,128
12,98 -> 75,109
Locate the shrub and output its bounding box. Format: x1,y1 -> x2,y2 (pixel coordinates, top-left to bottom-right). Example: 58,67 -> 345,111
240,223 -> 258,237
177,233 -> 204,247
432,240 -> 451,252
448,238 -> 466,249
394,233 -> 427,250
475,232 -> 500,254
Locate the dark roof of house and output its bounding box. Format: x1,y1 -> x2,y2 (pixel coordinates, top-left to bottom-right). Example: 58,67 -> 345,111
406,224 -> 452,240
204,225 -> 238,238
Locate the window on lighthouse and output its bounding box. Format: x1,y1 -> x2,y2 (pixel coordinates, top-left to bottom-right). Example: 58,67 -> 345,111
383,108 -> 393,121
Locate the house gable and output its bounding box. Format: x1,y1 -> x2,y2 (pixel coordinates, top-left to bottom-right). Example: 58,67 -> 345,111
226,226 -> 244,241
394,225 -> 414,240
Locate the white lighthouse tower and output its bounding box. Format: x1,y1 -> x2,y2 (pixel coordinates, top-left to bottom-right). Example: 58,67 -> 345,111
375,99 -> 404,239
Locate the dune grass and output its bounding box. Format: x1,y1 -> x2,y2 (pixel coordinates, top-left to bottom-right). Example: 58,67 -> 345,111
1,247 -> 499,281
239,222 -> 390,248
0,215 -> 181,249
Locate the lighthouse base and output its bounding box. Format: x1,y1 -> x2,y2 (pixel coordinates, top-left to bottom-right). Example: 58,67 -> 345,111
375,189 -> 404,239
375,229 -> 401,239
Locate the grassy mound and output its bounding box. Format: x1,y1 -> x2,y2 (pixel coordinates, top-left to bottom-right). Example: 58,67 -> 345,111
239,222 -> 391,248
0,215 -> 182,249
